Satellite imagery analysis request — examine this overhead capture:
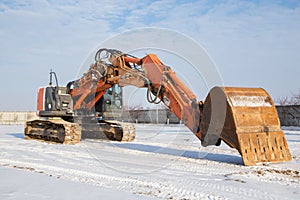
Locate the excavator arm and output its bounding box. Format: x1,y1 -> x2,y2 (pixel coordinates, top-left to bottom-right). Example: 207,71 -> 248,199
69,48 -> 292,165
122,54 -> 203,139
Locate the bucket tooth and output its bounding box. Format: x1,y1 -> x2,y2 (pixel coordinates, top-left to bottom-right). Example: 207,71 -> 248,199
201,87 -> 292,166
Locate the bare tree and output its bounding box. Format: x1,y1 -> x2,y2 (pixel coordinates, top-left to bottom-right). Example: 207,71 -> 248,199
291,89 -> 300,105
276,96 -> 292,106
275,89 -> 300,106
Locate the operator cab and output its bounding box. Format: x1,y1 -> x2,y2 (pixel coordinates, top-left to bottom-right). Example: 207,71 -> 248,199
95,84 -> 123,121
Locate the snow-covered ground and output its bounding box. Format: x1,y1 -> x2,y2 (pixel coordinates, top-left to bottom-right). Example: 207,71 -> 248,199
0,124 -> 299,200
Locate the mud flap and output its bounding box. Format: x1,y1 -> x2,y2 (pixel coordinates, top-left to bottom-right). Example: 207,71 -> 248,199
200,87 -> 292,166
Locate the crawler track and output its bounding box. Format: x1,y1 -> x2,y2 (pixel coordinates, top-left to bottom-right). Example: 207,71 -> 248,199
24,119 -> 81,144
24,119 -> 135,144
80,120 -> 136,142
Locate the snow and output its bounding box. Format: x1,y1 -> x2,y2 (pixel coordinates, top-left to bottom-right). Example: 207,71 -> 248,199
228,95 -> 272,107
0,124 -> 299,199
0,167 -> 149,200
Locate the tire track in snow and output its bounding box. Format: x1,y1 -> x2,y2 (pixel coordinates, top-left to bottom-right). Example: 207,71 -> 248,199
0,139 -> 279,199
1,125 -> 299,200
0,157 -> 281,200
0,159 -> 224,199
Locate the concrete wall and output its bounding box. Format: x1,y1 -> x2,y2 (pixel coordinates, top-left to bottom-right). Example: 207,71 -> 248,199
1,105 -> 299,126
0,112 -> 37,125
124,106 -> 300,126
123,109 -> 180,124
276,105 -> 300,126
0,110 -> 180,125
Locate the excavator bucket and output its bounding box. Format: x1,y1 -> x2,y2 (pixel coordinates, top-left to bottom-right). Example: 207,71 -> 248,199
200,87 -> 292,166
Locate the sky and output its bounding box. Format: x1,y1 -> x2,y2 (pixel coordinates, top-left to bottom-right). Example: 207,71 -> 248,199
0,0 -> 299,111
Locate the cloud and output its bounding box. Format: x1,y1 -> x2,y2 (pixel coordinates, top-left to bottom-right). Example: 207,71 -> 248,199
0,0 -> 299,110
113,1 -> 300,98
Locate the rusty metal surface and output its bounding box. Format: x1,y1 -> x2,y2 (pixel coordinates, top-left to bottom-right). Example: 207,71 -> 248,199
238,131 -> 291,165
201,87 -> 292,166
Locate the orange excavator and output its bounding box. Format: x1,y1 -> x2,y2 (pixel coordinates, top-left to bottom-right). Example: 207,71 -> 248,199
25,48 -> 291,166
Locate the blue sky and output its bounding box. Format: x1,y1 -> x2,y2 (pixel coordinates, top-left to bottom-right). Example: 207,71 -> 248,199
0,0 -> 299,110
